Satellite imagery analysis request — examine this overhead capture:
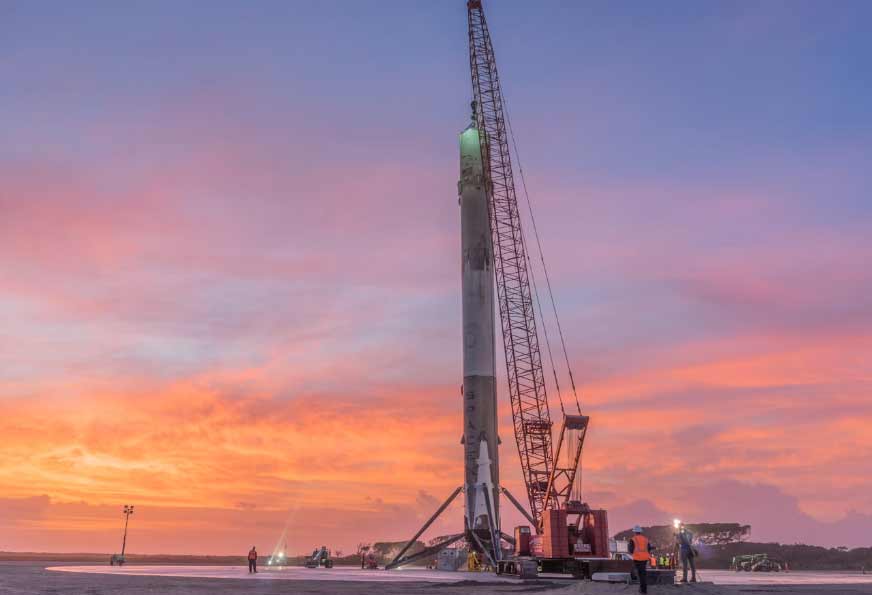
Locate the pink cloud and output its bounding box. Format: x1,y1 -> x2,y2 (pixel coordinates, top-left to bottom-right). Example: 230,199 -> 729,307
2,82 -> 870,555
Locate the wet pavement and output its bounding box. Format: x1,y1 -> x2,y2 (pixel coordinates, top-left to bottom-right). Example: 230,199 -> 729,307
700,569 -> 872,586
4,561 -> 872,595
0,562 -> 544,595
47,564 -> 522,583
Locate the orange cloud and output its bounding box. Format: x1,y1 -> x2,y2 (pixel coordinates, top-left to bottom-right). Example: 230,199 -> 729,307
2,81 -> 871,554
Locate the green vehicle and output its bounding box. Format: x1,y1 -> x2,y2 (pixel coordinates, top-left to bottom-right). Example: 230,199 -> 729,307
731,554 -> 787,572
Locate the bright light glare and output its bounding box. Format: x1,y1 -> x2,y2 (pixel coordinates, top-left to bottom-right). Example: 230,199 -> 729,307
673,518 -> 681,528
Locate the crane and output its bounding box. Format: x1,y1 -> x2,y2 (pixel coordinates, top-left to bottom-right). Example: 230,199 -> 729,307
386,1 -> 593,571
467,0 -> 585,529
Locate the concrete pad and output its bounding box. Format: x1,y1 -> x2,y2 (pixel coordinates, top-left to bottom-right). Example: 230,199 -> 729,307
47,564 -> 522,584
701,570 -> 872,586
20,564 -> 872,595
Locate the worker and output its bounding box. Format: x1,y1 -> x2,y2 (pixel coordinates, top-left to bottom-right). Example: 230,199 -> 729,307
248,546 -> 258,573
676,524 -> 697,583
467,550 -> 480,572
628,525 -> 653,594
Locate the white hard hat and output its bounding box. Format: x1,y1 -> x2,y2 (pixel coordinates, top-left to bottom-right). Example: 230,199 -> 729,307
633,525 -> 643,533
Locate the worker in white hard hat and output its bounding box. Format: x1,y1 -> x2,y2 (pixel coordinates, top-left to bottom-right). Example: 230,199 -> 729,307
627,525 -> 654,594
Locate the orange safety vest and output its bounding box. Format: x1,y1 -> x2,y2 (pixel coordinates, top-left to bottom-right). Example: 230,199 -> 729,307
631,535 -> 650,562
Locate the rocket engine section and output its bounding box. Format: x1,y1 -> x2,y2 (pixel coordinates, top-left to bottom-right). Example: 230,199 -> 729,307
459,122 -> 500,539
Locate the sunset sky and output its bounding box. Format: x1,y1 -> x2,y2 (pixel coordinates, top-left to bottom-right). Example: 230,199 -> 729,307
2,1 -> 871,555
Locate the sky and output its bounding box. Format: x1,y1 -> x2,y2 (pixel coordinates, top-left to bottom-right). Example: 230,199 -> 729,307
1,0 -> 871,555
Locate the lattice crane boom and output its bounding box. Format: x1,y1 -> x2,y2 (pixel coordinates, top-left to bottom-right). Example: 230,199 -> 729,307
467,0 -> 584,529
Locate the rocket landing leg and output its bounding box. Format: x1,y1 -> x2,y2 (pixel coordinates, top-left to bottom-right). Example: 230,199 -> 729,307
385,486 -> 462,570
385,484 -> 503,571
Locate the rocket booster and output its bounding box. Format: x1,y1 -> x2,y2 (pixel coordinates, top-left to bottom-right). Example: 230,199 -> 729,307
459,122 -> 500,534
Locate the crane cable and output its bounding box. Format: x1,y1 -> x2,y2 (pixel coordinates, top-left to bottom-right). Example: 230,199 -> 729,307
495,92 -> 565,418
501,89 -> 583,417
501,95 -> 564,418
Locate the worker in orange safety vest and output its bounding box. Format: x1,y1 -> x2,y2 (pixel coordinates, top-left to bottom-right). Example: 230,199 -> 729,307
247,546 -> 258,574
627,526 -> 654,594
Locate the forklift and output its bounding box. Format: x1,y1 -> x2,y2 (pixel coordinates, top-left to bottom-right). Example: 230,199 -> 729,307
305,546 -> 334,568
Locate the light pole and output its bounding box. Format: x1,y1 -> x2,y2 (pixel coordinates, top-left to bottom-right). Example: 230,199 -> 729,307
121,505 -> 134,558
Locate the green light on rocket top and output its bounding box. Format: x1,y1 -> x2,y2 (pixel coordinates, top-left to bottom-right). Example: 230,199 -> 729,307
460,124 -> 480,151
460,125 -> 484,181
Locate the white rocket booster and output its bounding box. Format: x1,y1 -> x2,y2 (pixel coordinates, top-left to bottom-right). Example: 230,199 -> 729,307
459,121 -> 500,535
